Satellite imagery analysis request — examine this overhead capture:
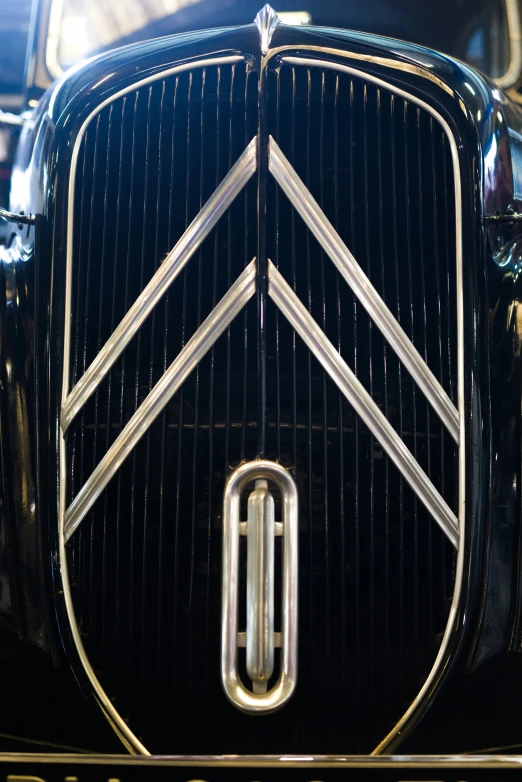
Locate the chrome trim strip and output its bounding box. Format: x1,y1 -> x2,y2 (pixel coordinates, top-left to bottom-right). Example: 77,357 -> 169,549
278,53 -> 465,757
269,46 -> 455,96
269,135 -> 459,445
222,461 -> 298,713
268,261 -> 459,549
1,753 -> 522,768
64,260 -> 256,543
61,135 -> 257,432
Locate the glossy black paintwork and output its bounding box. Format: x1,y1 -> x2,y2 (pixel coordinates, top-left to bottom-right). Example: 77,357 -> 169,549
25,0 -> 514,93
2,17 -> 522,752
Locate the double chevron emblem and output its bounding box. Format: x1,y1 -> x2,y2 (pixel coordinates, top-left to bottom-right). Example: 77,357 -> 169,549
61,134 -> 460,714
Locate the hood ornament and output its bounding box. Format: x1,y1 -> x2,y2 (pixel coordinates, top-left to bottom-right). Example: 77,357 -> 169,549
255,4 -> 280,55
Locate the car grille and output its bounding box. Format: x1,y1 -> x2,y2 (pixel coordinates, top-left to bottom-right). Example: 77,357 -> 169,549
64,57 -> 458,754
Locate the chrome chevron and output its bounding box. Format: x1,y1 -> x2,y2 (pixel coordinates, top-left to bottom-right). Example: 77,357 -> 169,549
255,4 -> 280,54
268,135 -> 460,445
61,137 -> 257,433
268,261 -> 459,549
63,260 -> 257,543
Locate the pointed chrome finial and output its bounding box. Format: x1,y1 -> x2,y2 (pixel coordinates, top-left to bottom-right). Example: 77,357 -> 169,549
255,4 -> 280,55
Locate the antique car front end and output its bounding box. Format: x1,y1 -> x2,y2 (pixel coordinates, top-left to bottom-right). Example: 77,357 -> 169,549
1,1 -> 522,774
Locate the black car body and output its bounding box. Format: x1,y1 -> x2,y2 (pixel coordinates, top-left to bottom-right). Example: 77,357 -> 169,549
2,0 -> 522,773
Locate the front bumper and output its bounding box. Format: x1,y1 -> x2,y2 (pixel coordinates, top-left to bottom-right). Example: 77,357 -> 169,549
1,754 -> 522,781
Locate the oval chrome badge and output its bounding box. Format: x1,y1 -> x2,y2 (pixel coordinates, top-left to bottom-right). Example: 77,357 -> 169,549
221,460 -> 298,713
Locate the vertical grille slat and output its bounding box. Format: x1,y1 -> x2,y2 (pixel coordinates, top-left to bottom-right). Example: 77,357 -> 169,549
318,69 -> 331,717
376,85 -> 391,722
291,68 -> 298,479
98,103 -> 114,673
363,81 -> 377,723
170,72 -> 184,712
390,91 -> 406,712
333,70 -> 348,742
350,75 -> 363,749
203,65 -> 220,705
305,67 -> 315,731
127,86 -> 154,723
65,59 -> 459,755
111,96 -> 127,707
275,67 -> 282,459
150,78 -> 167,708
156,77 -> 169,699
417,109 -> 434,659
70,129 -> 90,645
139,84 -> 155,737
240,68 -> 252,465
403,98 -> 420,685
87,115 -> 103,662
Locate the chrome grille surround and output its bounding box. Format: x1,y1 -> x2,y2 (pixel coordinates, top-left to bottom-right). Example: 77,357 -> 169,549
58,49 -> 465,757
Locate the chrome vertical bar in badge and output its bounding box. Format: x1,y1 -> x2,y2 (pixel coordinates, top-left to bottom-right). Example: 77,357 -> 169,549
247,480 -> 276,692
222,460 -> 298,713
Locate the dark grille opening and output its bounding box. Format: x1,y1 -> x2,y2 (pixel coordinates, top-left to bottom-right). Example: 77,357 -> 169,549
65,58 -> 458,754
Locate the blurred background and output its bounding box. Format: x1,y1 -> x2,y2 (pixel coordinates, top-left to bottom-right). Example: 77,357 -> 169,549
41,0 -> 515,77
0,0 -> 519,224
0,0 -> 518,108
